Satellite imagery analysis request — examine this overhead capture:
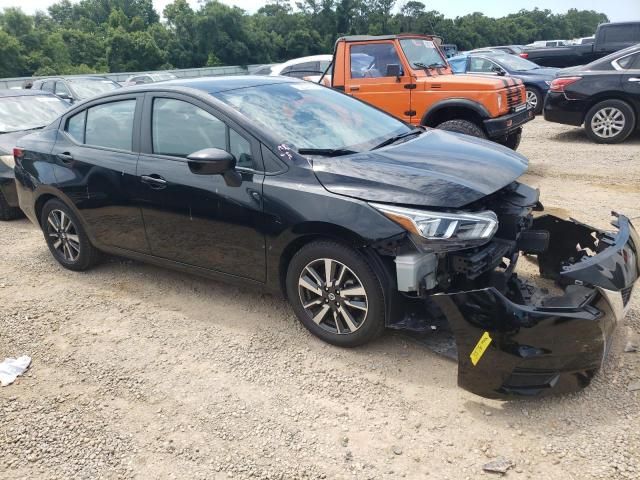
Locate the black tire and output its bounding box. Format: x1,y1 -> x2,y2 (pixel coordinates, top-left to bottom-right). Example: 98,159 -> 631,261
499,128 -> 522,151
40,198 -> 100,271
436,119 -> 487,140
0,190 -> 22,221
525,86 -> 543,114
286,240 -> 385,347
584,99 -> 635,144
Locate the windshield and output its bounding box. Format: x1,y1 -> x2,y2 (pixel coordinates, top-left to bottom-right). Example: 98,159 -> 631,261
0,95 -> 68,132
68,78 -> 120,100
491,54 -> 539,71
399,39 -> 447,68
214,82 -> 410,152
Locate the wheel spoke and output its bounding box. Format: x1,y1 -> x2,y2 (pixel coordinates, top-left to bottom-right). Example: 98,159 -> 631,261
48,216 -> 59,230
304,266 -> 324,288
343,299 -> 367,311
312,304 -> 331,325
66,234 -> 80,243
299,276 -> 322,296
334,264 -> 346,288
53,239 -> 62,249
324,259 -> 334,287
340,286 -> 366,297
302,298 -> 323,309
338,306 -> 358,332
67,240 -> 80,253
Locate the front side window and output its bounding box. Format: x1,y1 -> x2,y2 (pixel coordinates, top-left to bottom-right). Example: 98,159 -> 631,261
85,99 -> 136,150
448,57 -> 467,73
350,43 -> 403,78
42,81 -> 55,93
55,82 -> 71,97
214,82 -> 410,152
469,57 -> 496,73
151,98 -> 254,168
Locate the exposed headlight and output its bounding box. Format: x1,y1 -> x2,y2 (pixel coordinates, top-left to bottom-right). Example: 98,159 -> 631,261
0,154 -> 15,169
370,203 -> 498,251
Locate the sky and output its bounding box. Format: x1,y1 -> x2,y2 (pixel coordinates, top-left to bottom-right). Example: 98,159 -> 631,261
0,0 -> 638,22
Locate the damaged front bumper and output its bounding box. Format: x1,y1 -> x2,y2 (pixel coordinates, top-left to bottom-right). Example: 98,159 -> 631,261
432,214 -> 639,399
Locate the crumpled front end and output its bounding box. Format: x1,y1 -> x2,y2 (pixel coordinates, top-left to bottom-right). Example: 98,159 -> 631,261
433,213 -> 639,399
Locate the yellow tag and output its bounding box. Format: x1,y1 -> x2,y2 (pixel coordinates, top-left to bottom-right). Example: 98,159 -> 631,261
470,332 -> 493,366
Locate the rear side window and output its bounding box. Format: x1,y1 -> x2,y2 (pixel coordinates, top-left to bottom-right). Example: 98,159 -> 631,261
66,111 -> 86,143
85,100 -> 136,151
602,25 -> 636,44
618,53 -> 640,70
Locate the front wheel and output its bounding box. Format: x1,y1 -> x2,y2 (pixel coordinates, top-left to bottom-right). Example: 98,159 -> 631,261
584,100 -> 635,144
286,240 -> 385,347
436,119 -> 487,140
525,87 -> 543,114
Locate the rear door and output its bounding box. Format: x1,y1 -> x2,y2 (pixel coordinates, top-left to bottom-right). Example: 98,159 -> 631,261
619,52 -> 640,109
135,92 -> 267,281
345,42 -> 413,122
52,94 -> 149,253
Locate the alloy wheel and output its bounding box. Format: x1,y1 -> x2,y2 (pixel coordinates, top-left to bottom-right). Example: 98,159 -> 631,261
526,89 -> 538,110
297,258 -> 368,335
590,107 -> 625,139
47,209 -> 80,262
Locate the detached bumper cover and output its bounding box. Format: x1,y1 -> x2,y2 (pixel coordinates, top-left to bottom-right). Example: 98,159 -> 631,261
433,214 -> 639,399
484,107 -> 534,139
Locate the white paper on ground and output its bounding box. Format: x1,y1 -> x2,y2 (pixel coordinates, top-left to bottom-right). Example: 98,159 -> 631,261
0,356 -> 32,387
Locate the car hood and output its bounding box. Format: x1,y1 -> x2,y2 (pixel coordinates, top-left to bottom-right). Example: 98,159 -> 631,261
312,129 -> 528,208
0,130 -> 31,155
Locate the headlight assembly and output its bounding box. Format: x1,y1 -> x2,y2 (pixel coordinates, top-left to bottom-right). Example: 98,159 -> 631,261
370,203 -> 498,251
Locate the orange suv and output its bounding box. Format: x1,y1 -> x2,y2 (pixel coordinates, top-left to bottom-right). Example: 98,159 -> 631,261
323,35 -> 533,150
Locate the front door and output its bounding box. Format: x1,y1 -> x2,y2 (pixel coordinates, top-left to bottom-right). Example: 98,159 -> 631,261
135,93 -> 266,282
346,42 -> 413,122
51,95 -> 149,253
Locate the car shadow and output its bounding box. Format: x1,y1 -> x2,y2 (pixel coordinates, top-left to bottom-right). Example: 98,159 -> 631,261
552,127 -> 640,144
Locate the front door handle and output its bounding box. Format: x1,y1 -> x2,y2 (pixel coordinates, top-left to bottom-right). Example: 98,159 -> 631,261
629,77 -> 640,83
141,174 -> 167,189
57,152 -> 74,164
349,86 -> 360,91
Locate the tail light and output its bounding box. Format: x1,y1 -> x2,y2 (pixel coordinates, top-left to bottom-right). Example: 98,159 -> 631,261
519,53 -> 529,59
13,147 -> 24,167
549,77 -> 582,93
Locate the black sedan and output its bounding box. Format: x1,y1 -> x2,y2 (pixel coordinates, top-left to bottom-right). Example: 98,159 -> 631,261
13,76 -> 639,399
544,44 -> 640,143
0,89 -> 69,220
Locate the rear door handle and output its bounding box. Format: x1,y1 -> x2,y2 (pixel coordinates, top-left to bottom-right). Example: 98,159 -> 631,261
141,174 -> 167,189
57,152 -> 74,164
629,77 -> 640,83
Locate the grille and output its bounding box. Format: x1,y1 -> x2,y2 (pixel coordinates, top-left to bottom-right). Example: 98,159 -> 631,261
622,285 -> 634,306
506,86 -> 524,109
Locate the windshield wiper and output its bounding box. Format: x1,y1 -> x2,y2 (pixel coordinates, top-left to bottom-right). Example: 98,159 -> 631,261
297,148 -> 359,157
371,129 -> 423,150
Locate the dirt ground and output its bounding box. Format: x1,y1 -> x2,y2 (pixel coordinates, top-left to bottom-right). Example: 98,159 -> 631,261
1,117 -> 639,480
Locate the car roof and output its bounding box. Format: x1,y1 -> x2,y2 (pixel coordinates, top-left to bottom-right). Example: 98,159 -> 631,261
145,75 -> 301,94
0,89 -> 58,98
337,34 -> 437,43
35,76 -> 115,82
280,55 -> 332,67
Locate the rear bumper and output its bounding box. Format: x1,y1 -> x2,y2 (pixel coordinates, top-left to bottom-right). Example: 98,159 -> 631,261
543,92 -> 587,126
484,106 -> 535,138
433,214 -> 639,399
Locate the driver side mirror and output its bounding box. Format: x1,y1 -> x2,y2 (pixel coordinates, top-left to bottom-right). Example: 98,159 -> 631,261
386,64 -> 402,78
491,65 -> 507,76
57,93 -> 73,102
187,148 -> 242,187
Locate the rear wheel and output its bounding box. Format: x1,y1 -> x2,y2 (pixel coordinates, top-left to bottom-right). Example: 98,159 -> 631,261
525,87 -> 543,114
436,119 -> 487,140
286,240 -> 385,347
584,100 -> 635,144
0,190 -> 22,221
40,199 -> 100,271
498,128 -> 522,151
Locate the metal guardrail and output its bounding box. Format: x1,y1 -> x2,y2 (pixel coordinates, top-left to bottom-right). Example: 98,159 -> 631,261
0,64 -> 273,90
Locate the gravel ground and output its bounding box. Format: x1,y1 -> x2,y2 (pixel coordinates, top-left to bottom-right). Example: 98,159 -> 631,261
1,117 -> 639,480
